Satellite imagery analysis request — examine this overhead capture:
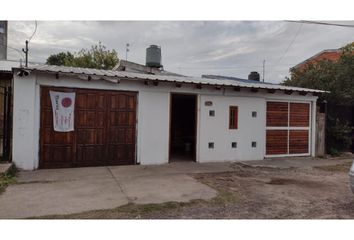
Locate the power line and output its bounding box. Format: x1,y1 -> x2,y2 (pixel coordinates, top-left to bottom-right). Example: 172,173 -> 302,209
0,43 -> 24,58
287,20 -> 354,28
275,22 -> 303,65
28,21 -> 38,43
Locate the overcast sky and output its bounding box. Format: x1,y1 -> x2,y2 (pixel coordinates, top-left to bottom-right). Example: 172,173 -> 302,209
6,21 -> 354,83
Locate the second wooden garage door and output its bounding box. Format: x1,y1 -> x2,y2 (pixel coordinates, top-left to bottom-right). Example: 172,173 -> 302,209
40,87 -> 137,169
266,101 -> 310,156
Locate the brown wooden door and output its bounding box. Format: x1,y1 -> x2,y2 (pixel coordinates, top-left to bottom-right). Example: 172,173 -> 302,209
75,89 -> 107,167
106,92 -> 136,166
40,87 -> 137,169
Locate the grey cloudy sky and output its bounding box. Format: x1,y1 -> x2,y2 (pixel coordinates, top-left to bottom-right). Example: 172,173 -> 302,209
6,21 -> 354,83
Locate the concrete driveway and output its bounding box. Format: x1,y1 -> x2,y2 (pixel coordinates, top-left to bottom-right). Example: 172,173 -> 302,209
0,162 -> 233,219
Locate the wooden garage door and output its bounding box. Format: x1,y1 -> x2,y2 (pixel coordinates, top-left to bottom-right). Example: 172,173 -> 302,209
40,87 -> 137,169
266,101 -> 310,156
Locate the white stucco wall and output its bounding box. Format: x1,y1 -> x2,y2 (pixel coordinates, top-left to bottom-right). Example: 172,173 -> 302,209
137,91 -> 170,165
12,71 -> 318,170
12,74 -> 38,170
198,95 -> 266,162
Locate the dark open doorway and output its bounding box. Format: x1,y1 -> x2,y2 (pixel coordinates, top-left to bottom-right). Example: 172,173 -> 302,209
169,94 -> 197,162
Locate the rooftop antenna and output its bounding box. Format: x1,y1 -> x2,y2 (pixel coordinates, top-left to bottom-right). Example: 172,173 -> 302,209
262,59 -> 265,82
125,43 -> 130,61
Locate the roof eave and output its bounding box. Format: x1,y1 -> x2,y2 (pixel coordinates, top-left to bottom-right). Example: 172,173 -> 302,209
14,66 -> 326,94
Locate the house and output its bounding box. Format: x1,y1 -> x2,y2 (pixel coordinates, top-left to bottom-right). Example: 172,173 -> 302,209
292,49 -> 341,71
11,46 -> 325,170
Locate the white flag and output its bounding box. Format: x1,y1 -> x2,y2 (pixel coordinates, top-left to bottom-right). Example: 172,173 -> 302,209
49,91 -> 76,132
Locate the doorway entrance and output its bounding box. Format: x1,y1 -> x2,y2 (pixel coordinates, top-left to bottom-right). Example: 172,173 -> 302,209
169,94 -> 197,162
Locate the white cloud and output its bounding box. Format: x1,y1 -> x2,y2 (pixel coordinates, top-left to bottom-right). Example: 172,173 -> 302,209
6,21 -> 354,83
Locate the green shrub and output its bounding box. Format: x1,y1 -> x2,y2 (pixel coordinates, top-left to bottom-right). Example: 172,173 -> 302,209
0,164 -> 17,194
326,116 -> 353,155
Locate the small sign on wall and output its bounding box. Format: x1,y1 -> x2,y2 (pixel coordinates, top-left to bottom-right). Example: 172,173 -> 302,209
205,101 -> 213,106
49,91 -> 76,132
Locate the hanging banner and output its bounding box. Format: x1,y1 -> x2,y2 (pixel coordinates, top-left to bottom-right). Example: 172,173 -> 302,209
49,91 -> 76,132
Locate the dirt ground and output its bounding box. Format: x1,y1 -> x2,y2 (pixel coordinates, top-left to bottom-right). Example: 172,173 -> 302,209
43,161 -> 354,219
186,163 -> 354,219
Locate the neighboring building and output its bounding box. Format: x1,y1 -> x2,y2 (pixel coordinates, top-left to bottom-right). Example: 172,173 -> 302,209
0,21 -> 14,159
11,51 -> 324,169
113,59 -> 183,77
0,21 -> 8,61
0,60 -> 19,160
292,49 -> 341,71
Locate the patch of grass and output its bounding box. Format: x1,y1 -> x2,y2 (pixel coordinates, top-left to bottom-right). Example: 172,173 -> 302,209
314,162 -> 352,172
208,189 -> 239,206
32,201 -> 185,219
0,164 -> 18,194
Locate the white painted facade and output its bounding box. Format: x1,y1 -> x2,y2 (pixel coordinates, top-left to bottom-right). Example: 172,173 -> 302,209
12,71 -> 318,170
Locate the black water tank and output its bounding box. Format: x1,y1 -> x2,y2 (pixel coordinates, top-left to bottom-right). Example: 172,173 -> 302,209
146,45 -> 162,68
248,71 -> 260,81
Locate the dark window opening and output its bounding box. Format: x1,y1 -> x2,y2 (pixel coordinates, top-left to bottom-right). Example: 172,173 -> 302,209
252,111 -> 257,118
252,141 -> 257,148
170,94 -> 197,162
232,142 -> 237,148
209,110 -> 215,117
208,142 -> 214,149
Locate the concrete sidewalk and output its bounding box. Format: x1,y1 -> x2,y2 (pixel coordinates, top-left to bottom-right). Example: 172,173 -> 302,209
0,162 -> 231,219
0,158 -> 352,219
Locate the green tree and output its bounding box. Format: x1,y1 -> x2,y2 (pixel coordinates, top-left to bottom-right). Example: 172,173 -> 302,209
46,51 -> 74,66
46,42 -> 119,70
284,42 -> 354,104
283,42 -> 354,154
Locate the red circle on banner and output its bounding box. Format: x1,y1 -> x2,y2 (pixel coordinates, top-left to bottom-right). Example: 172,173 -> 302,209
61,97 -> 72,108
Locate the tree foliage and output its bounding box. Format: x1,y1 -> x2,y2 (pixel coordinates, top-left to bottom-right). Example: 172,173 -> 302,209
46,42 -> 119,70
282,42 -> 354,154
326,115 -> 353,155
46,51 -> 74,66
283,42 -> 354,105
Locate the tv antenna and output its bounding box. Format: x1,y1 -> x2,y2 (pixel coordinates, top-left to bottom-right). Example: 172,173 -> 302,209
262,59 -> 265,82
125,43 -> 130,61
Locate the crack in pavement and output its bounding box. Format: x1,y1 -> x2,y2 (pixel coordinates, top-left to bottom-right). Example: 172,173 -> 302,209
107,167 -> 134,203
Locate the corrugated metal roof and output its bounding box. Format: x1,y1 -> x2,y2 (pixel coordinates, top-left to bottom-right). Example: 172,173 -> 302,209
202,74 -> 276,86
15,64 -> 326,93
0,60 -> 21,72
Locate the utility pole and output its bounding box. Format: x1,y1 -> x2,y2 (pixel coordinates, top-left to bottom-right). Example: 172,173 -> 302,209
22,40 -> 28,67
262,59 -> 265,82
